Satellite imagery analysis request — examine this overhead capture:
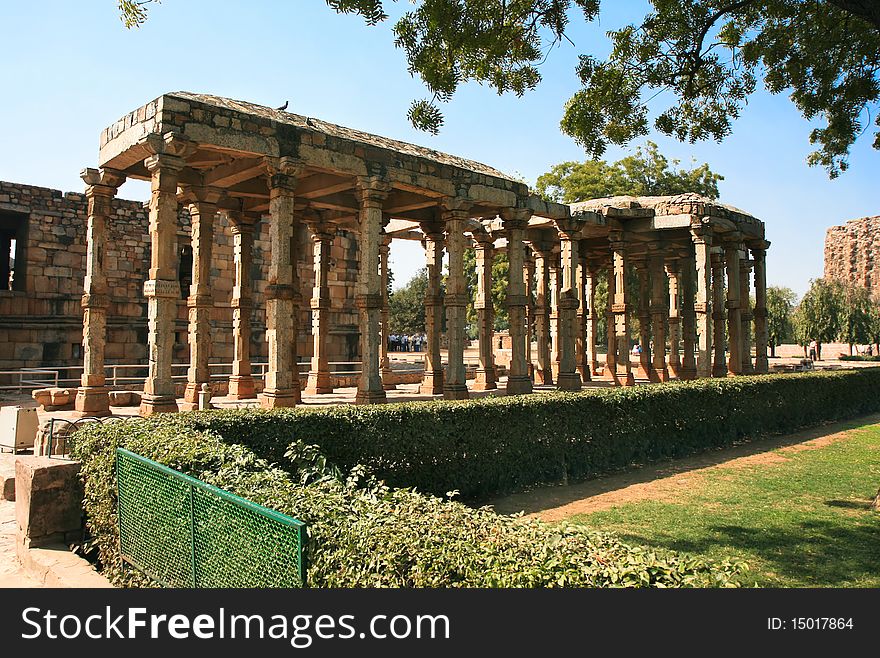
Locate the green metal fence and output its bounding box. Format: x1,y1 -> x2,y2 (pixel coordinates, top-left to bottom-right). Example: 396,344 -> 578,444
116,447 -> 306,588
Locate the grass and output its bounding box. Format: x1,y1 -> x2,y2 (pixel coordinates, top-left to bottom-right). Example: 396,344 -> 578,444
565,419 -> 880,587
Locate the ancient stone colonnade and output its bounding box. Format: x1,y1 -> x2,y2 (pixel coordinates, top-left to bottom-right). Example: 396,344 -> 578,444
73,92 -> 768,417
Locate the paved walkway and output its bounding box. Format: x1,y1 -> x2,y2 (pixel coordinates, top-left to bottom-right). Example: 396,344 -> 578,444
0,497 -> 38,588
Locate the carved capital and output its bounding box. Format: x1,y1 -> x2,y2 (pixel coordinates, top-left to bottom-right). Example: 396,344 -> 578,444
500,207 -> 531,230
356,176 -> 391,208
81,292 -> 110,309
143,279 -> 181,299
81,167 -> 126,197
356,293 -> 383,309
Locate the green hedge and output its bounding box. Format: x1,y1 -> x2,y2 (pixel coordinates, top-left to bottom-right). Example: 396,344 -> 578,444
70,368 -> 880,588
71,421 -> 744,588
174,369 -> 880,500
840,355 -> 880,362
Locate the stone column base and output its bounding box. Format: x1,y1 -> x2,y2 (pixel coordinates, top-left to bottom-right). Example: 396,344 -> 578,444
577,365 -> 592,381
668,362 -> 681,379
754,357 -> 769,374
472,368 -> 497,391
505,376 -> 533,396
139,395 -> 179,416
258,389 -> 300,409
381,369 -> 397,391
556,372 -> 582,391
443,384 -> 470,400
636,364 -> 652,380
228,376 -> 256,399
73,387 -> 111,417
183,382 -> 209,407
534,368 -> 553,385
305,371 -> 334,395
712,364 -> 728,378
355,390 -> 387,405
678,367 -> 698,380
419,370 -> 444,395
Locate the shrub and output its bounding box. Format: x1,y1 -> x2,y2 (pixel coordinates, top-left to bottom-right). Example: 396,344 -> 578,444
71,368 -> 880,589
174,369 -> 880,500
840,355 -> 880,362
71,419 -> 745,588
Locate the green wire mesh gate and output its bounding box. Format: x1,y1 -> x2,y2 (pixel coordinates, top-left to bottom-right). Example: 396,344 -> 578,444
116,448 -> 306,587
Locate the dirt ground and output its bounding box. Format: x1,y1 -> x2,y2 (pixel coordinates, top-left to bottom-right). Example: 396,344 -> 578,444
488,413 -> 880,522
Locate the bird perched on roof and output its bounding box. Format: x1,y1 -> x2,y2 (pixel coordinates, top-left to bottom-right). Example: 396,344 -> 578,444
306,117 -> 315,127
275,100 -> 288,111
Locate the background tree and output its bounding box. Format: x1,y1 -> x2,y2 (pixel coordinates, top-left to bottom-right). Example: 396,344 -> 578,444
389,268 -> 428,334
536,142 -> 723,203
119,1 -> 877,177
765,286 -> 797,357
793,278 -> 844,359
839,283 -> 874,355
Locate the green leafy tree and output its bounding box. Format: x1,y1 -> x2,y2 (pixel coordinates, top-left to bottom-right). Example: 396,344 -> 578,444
793,278 -> 844,359
536,141 -> 723,202
389,268 -> 428,334
765,285 -> 797,357
119,1 -> 876,177
839,283 -> 874,354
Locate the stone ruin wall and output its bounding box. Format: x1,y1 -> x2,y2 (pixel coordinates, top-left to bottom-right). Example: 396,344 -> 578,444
824,215 -> 880,299
0,180 -> 360,376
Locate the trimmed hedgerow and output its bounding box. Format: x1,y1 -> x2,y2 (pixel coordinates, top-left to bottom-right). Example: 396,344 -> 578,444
71,419 -> 745,588
840,355 -> 880,362
169,369 -> 880,500
70,368 -> 879,588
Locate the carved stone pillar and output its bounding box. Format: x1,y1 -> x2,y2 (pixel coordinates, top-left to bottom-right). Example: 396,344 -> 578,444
379,234 -> 396,391
692,228 -> 713,379
711,251 -> 727,377
609,231 -> 634,386
549,252 -> 561,379
259,158 -> 303,409
679,253 -> 697,380
502,208 -> 533,395
752,241 -> 770,374
740,258 -> 754,374
441,202 -> 470,400
75,167 -> 125,417
585,261 -> 600,377
524,248 -> 535,379
649,246 -> 669,382
473,231 -> 497,391
666,258 -> 681,378
355,177 -> 390,404
604,265 -> 617,381
724,238 -> 743,376
576,252 -> 589,380
419,223 -> 445,395
633,257 -> 652,380
532,245 -> 553,385
555,223 -> 582,391
140,134 -> 194,416
305,220 -> 336,395
227,212 -> 256,399
182,189 -> 222,411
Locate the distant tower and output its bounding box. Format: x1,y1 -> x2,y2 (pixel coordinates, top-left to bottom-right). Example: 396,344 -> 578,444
824,215 -> 880,297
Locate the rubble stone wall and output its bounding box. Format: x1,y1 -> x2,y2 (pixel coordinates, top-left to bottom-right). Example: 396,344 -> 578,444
824,216 -> 880,298
0,180 -> 359,377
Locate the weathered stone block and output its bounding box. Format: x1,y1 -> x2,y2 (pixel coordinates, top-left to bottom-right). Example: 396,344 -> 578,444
15,457 -> 84,549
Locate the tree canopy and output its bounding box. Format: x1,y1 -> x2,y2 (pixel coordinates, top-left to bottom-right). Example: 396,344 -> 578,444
389,268 -> 428,334
535,141 -> 723,203
120,1 -> 880,177
765,285 -> 797,356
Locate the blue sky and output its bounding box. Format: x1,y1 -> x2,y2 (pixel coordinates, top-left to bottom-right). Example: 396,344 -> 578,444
0,1 -> 876,295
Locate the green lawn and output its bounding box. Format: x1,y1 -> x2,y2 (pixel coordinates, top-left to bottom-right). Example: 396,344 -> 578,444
565,420 -> 880,587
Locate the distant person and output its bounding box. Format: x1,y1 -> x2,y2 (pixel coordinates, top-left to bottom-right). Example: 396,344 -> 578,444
808,339 -> 817,362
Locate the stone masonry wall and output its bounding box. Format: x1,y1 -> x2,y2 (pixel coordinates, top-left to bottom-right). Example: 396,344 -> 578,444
824,216 -> 880,299
0,180 -> 359,381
